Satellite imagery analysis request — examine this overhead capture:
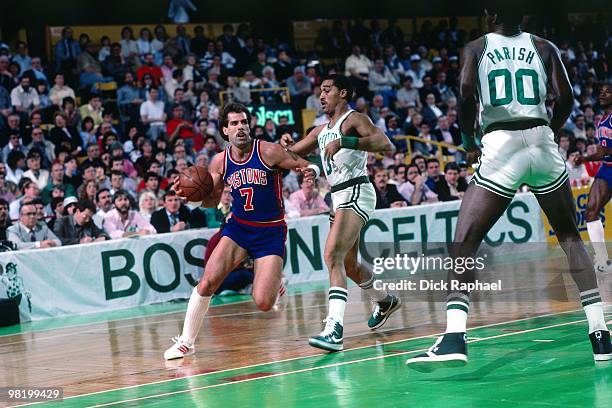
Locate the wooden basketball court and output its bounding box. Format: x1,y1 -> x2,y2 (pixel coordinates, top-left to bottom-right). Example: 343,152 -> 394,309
1,248 -> 610,407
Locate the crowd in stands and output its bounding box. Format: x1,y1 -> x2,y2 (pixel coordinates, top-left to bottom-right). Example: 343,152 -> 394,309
0,16 -> 608,250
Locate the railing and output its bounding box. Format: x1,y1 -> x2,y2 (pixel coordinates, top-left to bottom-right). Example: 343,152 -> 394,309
394,135 -> 465,166
219,87 -> 291,109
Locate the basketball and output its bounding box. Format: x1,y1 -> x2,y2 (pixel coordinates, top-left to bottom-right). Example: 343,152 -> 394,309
178,166 -> 214,202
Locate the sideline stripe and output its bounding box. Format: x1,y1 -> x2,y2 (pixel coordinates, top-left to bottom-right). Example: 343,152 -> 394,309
82,318 -> 588,408
13,308 -> 586,407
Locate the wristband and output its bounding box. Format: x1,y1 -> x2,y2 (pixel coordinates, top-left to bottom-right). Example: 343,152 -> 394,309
340,136 -> 359,150
461,132 -> 478,150
307,164 -> 321,179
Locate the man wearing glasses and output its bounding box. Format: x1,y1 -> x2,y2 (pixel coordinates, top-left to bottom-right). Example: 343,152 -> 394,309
6,202 -> 61,250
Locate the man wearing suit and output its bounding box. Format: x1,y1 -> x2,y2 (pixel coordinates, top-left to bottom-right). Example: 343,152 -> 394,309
7,202 -> 61,250
150,190 -> 190,233
53,199 -> 109,245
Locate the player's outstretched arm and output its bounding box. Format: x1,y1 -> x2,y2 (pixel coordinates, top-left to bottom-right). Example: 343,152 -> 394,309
279,124 -> 323,156
260,141 -> 318,181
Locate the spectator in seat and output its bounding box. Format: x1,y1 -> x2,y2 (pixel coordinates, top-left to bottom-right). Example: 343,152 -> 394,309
7,202 -> 61,249
10,75 -> 39,115
53,199 -> 109,245
286,67 -> 311,109
49,112 -> 82,157
397,163 -> 438,205
204,186 -> 232,228
93,187 -> 112,228
103,189 -> 156,239
140,87 -> 166,141
0,198 -> 12,240
138,190 -> 158,222
289,173 -> 329,217
566,147 -> 590,187
150,190 -> 191,233
27,127 -> 56,169
372,167 -> 408,209
441,162 -> 467,200
49,73 -> 75,107
137,53 -> 163,87
22,149 -> 49,190
9,178 -> 39,220
41,161 -> 75,205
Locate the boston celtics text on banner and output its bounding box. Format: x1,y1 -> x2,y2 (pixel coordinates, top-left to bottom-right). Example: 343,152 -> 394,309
0,193 -> 545,322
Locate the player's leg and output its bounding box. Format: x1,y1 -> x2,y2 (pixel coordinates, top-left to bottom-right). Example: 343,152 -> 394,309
406,184 -> 512,370
585,178 -> 612,272
344,236 -> 401,330
309,209 -> 363,352
164,236 -> 247,360
251,255 -> 284,312
535,181 -> 611,361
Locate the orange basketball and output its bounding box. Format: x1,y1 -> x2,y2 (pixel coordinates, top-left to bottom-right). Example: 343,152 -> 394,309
178,166 -> 214,202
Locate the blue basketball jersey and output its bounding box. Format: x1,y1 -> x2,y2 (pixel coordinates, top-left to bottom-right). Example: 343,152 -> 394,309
223,139 -> 284,224
596,112 -> 612,164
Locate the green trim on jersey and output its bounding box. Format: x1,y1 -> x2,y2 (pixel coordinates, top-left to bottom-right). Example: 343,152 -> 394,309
530,34 -> 548,82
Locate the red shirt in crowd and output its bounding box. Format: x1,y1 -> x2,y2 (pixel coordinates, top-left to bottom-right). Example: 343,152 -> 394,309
137,65 -> 164,87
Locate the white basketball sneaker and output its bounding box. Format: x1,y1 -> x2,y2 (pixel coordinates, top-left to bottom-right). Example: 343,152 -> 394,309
164,335 -> 194,360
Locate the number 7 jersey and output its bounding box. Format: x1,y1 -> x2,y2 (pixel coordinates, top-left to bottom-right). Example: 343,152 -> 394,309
223,139 -> 285,224
477,32 -> 549,132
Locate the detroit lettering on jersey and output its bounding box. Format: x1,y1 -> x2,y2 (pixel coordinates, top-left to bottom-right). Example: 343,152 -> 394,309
596,113 -> 612,162
485,47 -> 536,65
226,168 -> 268,189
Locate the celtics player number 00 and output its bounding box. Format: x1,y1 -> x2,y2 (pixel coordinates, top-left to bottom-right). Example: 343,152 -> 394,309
488,68 -> 540,106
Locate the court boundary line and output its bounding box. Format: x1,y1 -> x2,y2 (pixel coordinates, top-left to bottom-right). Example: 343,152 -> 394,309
84,317 -> 590,407
12,308 -> 586,407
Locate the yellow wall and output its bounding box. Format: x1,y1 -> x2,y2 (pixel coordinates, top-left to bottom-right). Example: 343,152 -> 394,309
542,186 -> 612,243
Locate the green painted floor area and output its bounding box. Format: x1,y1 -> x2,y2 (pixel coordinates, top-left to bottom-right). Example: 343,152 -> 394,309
36,310 -> 612,408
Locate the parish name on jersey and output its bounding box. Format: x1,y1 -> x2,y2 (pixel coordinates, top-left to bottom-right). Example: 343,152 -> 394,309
226,168 -> 268,189
485,46 -> 536,65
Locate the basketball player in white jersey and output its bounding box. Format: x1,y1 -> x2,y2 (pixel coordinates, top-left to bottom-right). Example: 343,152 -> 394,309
406,4 -> 610,370
281,74 -> 401,351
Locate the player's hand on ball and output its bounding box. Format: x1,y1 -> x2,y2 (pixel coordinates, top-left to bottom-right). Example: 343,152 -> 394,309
171,177 -> 186,199
280,133 -> 294,149
324,139 -> 341,159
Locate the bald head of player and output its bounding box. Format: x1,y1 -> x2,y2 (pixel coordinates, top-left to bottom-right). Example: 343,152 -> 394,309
220,102 -> 252,148
319,74 -> 354,116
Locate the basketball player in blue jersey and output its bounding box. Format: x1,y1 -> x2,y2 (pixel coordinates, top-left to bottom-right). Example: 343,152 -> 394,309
406,4 -> 610,371
576,83 -> 612,274
164,102 -> 317,360
281,74 -> 401,352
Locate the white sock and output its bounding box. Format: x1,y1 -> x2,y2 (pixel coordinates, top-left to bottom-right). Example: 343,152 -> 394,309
583,302 -> 607,333
446,292 -> 469,333
358,274 -> 390,302
586,220 -> 608,261
181,287 -> 211,345
446,309 -> 468,333
328,286 -> 348,325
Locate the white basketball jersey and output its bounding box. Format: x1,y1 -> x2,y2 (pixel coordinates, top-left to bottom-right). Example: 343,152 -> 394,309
477,32 -> 549,132
317,109 -> 368,187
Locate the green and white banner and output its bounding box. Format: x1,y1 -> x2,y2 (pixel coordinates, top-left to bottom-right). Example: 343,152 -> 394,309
0,193 -> 545,321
